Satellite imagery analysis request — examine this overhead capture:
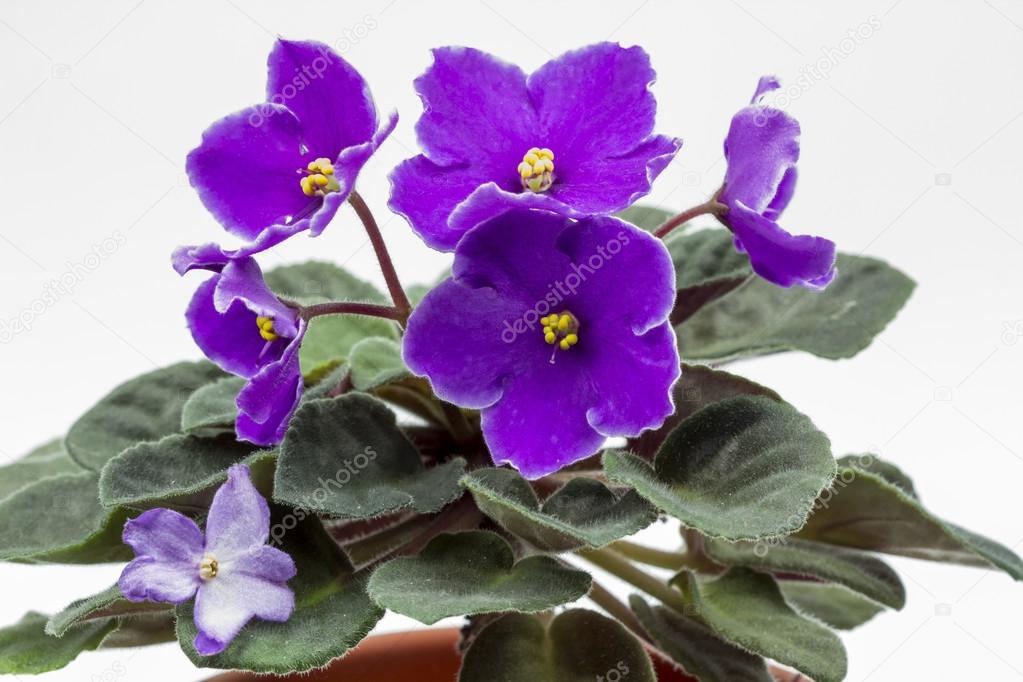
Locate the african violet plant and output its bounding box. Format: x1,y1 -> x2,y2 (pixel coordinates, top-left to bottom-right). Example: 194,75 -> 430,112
0,38 -> 1019,682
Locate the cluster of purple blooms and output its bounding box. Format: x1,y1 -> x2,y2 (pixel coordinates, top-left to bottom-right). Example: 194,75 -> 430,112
120,38 -> 836,655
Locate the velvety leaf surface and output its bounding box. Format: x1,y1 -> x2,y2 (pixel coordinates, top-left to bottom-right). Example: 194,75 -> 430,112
47,585 -> 169,637
797,461 -> 1023,578
630,595 -> 772,682
605,396 -> 835,540
99,612 -> 178,648
779,581 -> 885,631
459,610 -> 656,682
664,228 -> 752,325
367,531 -> 592,624
704,536 -> 905,609
0,472 -> 130,564
347,336 -> 409,390
838,453 -> 918,498
66,361 -> 224,471
180,376 -> 244,437
275,394 -> 464,519
615,203 -> 674,232
461,467 -> 657,551
0,612 -> 115,674
99,434 -> 264,510
677,252 -> 915,361
0,438 -> 81,502
176,515 -> 383,673
675,568 -> 847,682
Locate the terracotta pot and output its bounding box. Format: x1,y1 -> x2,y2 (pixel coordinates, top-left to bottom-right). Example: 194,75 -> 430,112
204,628 -> 804,682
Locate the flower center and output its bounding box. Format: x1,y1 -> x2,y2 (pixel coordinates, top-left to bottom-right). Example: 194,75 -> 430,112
199,555 -> 219,581
541,311 -> 580,358
299,157 -> 341,197
256,315 -> 278,342
517,147 -> 555,193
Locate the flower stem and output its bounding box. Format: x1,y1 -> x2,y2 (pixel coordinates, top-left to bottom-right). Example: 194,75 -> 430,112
652,195 -> 727,240
348,190 -> 412,323
300,301 -> 405,322
610,540 -> 686,571
586,578 -> 651,643
576,547 -> 687,612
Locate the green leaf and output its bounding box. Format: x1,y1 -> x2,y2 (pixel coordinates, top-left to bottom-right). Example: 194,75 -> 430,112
664,228 -> 752,325
0,612 -> 116,674
0,438 -> 82,502
797,460 -> 1023,578
0,472 -> 131,564
675,568 -> 847,682
99,434 -> 266,510
348,336 -> 409,390
605,396 -> 835,540
176,515 -> 383,673
630,595 -> 772,682
459,610 -> 656,682
461,468 -> 657,551
779,581 -> 885,631
367,530 -> 591,624
180,376 -> 244,437
704,536 -> 905,609
66,361 -> 225,471
46,585 -> 169,637
838,453 -> 919,498
677,251 -> 915,361
275,394 -> 465,519
615,204 -> 674,232
99,612 -> 177,648
264,261 -> 399,376
631,364 -> 781,457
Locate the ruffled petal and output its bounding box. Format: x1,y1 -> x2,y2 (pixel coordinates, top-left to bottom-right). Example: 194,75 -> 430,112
214,259 -> 298,336
726,201 -> 837,289
119,557 -> 201,604
447,183 -> 588,244
193,572 -> 294,656
266,39 -> 377,160
119,508 -> 204,604
232,545 -> 297,583
204,464 -> 270,561
235,327 -> 304,446
186,105 -> 314,241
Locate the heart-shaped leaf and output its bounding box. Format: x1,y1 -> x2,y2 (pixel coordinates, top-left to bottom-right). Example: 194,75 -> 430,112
348,336 -> 409,390
0,612 -> 116,674
66,361 -> 224,471
779,581 -> 885,631
677,251 -> 915,361
367,530 -> 591,624
461,468 -> 657,550
605,396 -> 835,540
275,394 -> 465,519
704,536 -> 905,609
459,610 -> 655,682
0,472 -> 130,564
180,376 -> 245,437
675,568 -> 847,682
176,515 -> 383,673
47,585 -> 170,637
0,439 -> 81,503
630,595 -> 772,682
797,458 -> 1023,578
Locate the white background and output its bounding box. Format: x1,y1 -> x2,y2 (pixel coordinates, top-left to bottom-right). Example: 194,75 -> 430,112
1,1 -> 1021,680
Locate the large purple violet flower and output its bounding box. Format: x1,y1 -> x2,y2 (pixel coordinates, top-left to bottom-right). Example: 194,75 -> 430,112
119,464 -> 296,656
718,76 -> 836,289
175,39 -> 397,274
389,42 -> 681,252
186,257 -> 305,446
403,206 -> 680,478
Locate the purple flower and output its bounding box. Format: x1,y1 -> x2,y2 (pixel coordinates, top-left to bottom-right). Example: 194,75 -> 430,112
718,76 -> 836,289
402,206 -> 680,479
389,42 -> 681,252
175,39 -> 397,274
118,464 -> 296,656
186,257 -> 305,446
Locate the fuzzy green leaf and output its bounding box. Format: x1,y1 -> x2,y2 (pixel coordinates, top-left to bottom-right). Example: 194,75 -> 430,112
605,396 -> 835,540
677,252 -> 915,361
0,439 -> 81,503
664,228 -> 752,325
367,530 -> 591,624
47,585 -> 169,637
347,336 -> 409,390
0,472 -> 130,564
180,376 -> 244,437
630,595 -> 772,682
461,467 -> 657,550
275,394 -> 465,519
0,612 -> 116,674
704,537 -> 905,609
459,610 -> 656,682
66,361 -> 224,471
176,515 -> 382,673
675,568 -> 847,682
615,204 -> 674,232
779,581 -> 885,631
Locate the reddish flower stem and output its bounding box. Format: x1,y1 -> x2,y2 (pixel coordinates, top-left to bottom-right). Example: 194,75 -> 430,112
652,196 -> 728,240
348,190 -> 413,324
300,301 -> 405,322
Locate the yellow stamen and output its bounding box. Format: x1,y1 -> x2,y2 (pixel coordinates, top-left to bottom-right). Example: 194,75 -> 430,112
299,157 -> 340,197
256,315 -> 279,342
518,147 -> 555,193
199,556 -> 219,580
542,310 -> 580,362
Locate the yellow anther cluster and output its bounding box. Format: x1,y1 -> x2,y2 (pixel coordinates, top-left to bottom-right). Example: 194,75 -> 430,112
300,157 -> 339,197
541,311 -> 580,351
518,147 -> 555,193
199,556 -> 219,581
256,315 -> 278,342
